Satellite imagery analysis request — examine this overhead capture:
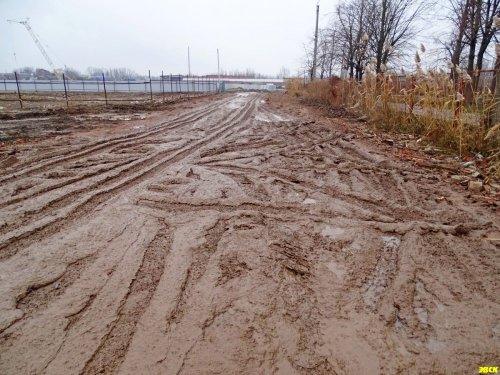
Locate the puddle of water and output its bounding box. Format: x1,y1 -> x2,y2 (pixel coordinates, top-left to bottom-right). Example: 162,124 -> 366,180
426,337 -> 445,353
303,198 -> 316,205
434,300 -> 445,312
255,113 -> 291,123
321,226 -> 345,239
493,322 -> 500,337
414,307 -> 428,324
397,345 -> 411,357
350,242 -> 362,252
395,317 -> 405,330
382,236 -> 400,250
226,102 -> 244,110
327,261 -> 346,279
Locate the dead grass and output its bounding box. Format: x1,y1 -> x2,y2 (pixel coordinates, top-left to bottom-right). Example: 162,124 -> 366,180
287,73 -> 500,178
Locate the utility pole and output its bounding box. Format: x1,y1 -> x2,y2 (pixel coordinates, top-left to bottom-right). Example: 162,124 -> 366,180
311,3 -> 320,81
188,46 -> 191,77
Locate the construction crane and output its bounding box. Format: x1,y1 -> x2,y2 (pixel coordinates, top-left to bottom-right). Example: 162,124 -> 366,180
7,18 -> 63,79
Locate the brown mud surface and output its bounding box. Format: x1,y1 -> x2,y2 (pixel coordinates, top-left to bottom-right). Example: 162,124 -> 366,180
0,92 -> 498,374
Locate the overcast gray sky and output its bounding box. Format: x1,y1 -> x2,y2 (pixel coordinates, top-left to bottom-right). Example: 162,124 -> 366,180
1,0 -> 339,76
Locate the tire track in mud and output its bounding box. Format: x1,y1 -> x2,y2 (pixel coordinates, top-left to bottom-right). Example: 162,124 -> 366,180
199,161 -> 406,223
81,223 -> 171,375
0,96 -> 245,222
0,95 -> 260,259
15,253 -> 99,316
0,99 -> 234,228
196,119 -> 431,227
2,94 -> 499,374
0,157 -> 140,210
164,219 -> 228,332
196,125 -> 423,222
0,97 -> 233,184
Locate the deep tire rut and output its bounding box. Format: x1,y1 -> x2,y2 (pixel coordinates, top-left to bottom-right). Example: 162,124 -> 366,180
82,223 -> 171,375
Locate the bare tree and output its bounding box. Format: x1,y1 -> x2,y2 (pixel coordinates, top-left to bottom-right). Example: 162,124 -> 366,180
449,0 -> 472,68
303,0 -> 431,78
277,66 -> 290,79
87,67 -> 142,80
336,0 -> 371,79
475,0 -> 500,72
466,0 -> 483,72
443,0 -> 499,89
445,0 -> 499,69
368,0 -> 428,73
316,27 -> 341,78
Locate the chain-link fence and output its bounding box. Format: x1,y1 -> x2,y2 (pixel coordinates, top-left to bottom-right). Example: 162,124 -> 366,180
0,72 -> 220,109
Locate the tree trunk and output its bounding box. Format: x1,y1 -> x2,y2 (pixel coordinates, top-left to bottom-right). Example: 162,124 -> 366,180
376,0 -> 388,72
451,0 -> 471,67
489,46 -> 500,125
467,0 -> 481,72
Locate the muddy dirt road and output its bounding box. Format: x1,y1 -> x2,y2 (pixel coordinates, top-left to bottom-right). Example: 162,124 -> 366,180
0,92 -> 498,374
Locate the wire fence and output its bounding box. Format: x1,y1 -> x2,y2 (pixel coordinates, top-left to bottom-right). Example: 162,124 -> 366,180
386,69 -> 497,93
0,71 -> 220,109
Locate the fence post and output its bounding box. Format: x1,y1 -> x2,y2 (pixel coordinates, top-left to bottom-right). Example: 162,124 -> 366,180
161,70 -> 165,103
186,73 -> 189,98
14,71 -> 23,109
62,73 -> 69,108
494,68 -> 500,125
82,80 -> 85,92
149,70 -> 153,101
34,79 -> 37,93
102,73 -> 108,105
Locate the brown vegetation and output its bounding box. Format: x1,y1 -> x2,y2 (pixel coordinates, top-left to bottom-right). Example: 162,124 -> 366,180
287,74 -> 500,178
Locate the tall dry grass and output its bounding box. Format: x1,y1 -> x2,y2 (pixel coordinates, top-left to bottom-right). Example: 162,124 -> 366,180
287,71 -> 500,178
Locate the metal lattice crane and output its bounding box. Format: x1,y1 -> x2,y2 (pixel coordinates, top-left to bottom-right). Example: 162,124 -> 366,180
7,18 -> 63,79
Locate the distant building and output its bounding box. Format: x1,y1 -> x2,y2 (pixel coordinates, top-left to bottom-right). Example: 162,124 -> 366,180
161,74 -> 184,81
0,72 -> 31,80
35,68 -> 57,80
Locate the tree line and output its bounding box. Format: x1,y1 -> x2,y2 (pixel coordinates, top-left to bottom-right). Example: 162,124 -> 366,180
305,0 -> 499,81
11,67 -> 146,80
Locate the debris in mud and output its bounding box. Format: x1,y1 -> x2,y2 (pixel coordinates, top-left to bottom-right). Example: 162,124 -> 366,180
303,198 -> 317,205
453,224 -> 471,236
320,226 -> 345,240
468,180 -> 483,193
363,236 -> 401,309
342,133 -> 356,142
301,120 -> 316,125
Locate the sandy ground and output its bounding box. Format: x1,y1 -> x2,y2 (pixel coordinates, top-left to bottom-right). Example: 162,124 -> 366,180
0,92 -> 498,374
